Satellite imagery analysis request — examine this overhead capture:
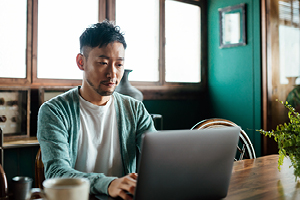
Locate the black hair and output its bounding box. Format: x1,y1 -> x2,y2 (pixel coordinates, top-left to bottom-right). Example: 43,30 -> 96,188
79,20 -> 127,56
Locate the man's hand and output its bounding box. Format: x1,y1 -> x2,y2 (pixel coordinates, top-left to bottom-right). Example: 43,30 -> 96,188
108,173 -> 137,200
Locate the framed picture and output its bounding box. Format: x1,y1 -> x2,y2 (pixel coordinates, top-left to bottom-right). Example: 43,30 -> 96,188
219,3 -> 246,48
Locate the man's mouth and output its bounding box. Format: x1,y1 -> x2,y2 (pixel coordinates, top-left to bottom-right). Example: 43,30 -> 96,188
102,80 -> 117,87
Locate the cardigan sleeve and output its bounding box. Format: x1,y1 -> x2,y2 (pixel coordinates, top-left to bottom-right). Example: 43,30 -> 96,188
37,100 -> 116,195
135,102 -> 157,151
113,92 -> 157,174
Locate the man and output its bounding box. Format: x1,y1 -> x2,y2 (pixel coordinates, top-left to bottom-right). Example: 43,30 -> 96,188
37,20 -> 156,200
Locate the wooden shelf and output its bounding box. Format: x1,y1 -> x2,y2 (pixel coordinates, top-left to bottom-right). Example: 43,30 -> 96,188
3,137 -> 39,149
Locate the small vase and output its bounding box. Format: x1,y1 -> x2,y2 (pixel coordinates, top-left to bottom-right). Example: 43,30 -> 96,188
115,69 -> 143,101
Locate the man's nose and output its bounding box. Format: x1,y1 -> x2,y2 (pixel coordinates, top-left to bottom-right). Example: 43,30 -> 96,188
107,63 -> 117,78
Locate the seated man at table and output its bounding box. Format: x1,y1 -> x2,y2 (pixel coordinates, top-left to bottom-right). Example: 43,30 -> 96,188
37,20 -> 156,200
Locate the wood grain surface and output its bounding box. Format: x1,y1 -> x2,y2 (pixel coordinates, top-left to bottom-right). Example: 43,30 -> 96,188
225,154 -> 300,200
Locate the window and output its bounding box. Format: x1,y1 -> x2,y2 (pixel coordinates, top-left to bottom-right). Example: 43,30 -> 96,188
115,0 -> 202,85
0,0 -> 206,98
37,0 -> 98,80
278,0 -> 300,84
115,0 -> 160,82
165,0 -> 201,83
0,0 -> 27,79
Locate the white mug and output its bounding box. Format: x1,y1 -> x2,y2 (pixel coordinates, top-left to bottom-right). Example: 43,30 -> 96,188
31,177 -> 90,200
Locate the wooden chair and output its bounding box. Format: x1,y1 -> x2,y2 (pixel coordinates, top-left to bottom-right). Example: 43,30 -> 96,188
191,118 -> 256,160
35,148 -> 45,188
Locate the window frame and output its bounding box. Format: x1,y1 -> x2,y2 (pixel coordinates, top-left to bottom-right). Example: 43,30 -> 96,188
0,0 -> 207,99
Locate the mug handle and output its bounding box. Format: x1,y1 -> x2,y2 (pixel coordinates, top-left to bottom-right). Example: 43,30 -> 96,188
29,188 -> 47,200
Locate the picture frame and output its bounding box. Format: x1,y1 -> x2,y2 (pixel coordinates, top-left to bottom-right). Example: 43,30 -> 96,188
219,3 -> 246,48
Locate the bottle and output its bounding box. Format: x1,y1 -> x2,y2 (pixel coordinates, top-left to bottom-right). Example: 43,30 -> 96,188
0,164 -> 8,200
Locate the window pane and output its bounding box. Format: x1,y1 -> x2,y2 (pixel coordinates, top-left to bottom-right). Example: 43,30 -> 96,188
165,0 -> 201,83
116,0 -> 159,82
0,0 -> 27,78
279,25 -> 300,84
37,0 -> 98,79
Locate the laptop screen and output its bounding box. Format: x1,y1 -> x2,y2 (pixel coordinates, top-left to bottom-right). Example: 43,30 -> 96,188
96,127 -> 240,200
134,127 -> 239,200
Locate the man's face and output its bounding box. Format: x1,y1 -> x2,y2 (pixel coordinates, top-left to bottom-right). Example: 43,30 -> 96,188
81,42 -> 125,96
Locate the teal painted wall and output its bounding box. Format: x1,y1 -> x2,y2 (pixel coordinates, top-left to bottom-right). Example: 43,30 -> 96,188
207,0 -> 261,156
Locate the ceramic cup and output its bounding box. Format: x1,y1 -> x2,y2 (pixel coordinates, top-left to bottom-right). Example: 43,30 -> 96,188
32,178 -> 90,200
12,176 -> 33,200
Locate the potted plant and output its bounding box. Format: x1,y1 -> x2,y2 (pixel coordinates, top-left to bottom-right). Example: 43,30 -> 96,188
258,100 -> 300,180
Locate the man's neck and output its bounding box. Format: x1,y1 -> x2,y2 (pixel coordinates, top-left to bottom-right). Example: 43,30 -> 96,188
79,86 -> 111,106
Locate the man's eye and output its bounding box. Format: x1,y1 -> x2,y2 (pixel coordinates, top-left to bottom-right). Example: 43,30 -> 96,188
115,62 -> 124,67
99,62 -> 107,65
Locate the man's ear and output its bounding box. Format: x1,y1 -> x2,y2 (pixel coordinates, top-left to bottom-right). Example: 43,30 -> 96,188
76,53 -> 84,70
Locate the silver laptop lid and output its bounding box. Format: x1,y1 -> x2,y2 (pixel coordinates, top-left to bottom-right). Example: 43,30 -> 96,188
134,127 -> 240,200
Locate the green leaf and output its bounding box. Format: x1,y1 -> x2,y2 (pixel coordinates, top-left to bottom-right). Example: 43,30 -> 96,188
257,100 -> 300,180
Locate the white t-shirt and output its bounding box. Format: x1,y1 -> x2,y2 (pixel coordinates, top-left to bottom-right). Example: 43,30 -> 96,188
74,95 -> 123,177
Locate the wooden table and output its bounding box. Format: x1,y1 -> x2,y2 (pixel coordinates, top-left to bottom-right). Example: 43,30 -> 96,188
91,154 -> 299,200
225,154 -> 300,200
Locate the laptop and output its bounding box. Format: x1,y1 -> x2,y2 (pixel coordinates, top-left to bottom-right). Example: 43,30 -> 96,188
96,127 -> 240,200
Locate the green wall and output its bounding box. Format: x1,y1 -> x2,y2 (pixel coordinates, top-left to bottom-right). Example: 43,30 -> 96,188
207,0 -> 261,156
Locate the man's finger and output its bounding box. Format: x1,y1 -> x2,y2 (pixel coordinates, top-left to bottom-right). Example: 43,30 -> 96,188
120,178 -> 136,194
121,175 -> 137,186
119,184 -> 135,195
108,174 -> 137,199
128,173 -> 138,180
118,190 -> 133,200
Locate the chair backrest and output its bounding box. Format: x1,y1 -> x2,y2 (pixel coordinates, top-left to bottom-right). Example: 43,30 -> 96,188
35,148 -> 45,188
191,118 -> 256,160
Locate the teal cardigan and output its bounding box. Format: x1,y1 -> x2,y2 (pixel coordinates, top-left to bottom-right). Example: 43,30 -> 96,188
37,86 -> 156,195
